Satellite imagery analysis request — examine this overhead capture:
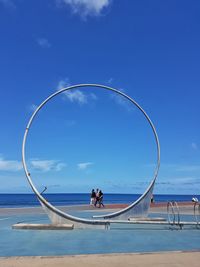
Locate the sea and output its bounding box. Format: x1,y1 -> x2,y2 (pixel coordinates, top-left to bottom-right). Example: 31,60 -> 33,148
0,193 -> 199,208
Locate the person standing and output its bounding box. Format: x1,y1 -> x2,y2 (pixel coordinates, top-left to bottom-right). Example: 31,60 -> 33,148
94,189 -> 100,207
98,190 -> 105,208
90,189 -> 96,205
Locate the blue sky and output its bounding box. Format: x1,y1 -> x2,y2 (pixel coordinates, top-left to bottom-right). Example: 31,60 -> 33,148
0,0 -> 199,195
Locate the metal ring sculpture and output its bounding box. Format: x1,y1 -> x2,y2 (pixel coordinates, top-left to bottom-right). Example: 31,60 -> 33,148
22,84 -> 160,226
167,201 -> 180,226
167,201 -> 175,225
194,202 -> 200,225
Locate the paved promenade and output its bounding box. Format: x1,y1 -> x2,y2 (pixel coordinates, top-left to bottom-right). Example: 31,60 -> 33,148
1,202 -> 199,266
1,251 -> 200,267
0,201 -> 195,216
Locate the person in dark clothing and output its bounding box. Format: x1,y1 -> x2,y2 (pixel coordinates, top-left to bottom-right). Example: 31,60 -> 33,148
90,189 -> 96,205
98,190 -> 105,208
94,188 -> 99,207
151,194 -> 154,203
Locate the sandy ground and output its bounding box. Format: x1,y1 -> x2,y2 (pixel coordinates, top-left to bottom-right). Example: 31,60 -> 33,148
1,251 -> 200,267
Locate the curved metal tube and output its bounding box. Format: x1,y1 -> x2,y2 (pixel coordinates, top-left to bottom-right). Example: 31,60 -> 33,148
22,84 -> 160,226
167,201 -> 175,225
167,201 -> 180,226
194,202 -> 200,225
173,201 -> 180,225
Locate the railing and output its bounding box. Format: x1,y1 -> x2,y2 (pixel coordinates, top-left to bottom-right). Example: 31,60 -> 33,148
167,201 -> 181,228
194,202 -> 200,226
167,201 -> 200,230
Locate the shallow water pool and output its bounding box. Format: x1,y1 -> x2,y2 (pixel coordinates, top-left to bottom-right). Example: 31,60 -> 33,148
0,211 -> 200,257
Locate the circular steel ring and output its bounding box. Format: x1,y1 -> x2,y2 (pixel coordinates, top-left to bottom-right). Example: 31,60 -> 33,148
167,201 -> 175,225
194,202 -> 200,225
22,84 -> 160,223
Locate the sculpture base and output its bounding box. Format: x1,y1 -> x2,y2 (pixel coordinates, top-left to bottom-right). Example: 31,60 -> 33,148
12,223 -> 74,230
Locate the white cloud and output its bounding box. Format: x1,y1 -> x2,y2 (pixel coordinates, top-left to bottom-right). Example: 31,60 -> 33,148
107,78 -> 113,84
157,176 -> 200,186
0,0 -> 15,8
0,157 -> 22,172
149,162 -> 200,173
57,78 -> 87,104
57,78 -> 97,105
111,89 -> 134,112
77,162 -> 93,170
65,120 -> 76,127
55,162 -> 67,171
36,38 -> 51,48
176,165 -> 200,172
90,93 -> 97,100
57,78 -> 71,90
57,0 -> 112,18
176,177 -> 200,185
29,104 -> 38,112
154,176 -> 200,194
64,90 -> 88,104
191,142 -> 198,151
30,159 -> 66,172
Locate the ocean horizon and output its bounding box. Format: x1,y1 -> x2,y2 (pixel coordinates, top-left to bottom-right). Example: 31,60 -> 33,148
0,193 -> 199,208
